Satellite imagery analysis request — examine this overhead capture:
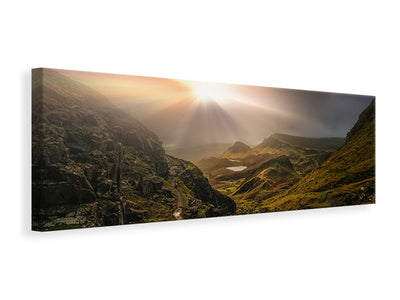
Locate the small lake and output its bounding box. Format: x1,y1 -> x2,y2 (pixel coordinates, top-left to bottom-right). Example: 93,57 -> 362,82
226,166 -> 247,172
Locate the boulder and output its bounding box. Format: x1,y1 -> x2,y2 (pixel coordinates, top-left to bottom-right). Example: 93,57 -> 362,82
151,176 -> 164,191
140,178 -> 153,196
139,176 -> 164,196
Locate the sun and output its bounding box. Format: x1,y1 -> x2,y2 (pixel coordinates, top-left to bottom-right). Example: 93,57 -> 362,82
188,81 -> 235,104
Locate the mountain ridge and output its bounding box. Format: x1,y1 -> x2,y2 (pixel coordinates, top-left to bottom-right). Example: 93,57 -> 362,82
254,133 -> 345,152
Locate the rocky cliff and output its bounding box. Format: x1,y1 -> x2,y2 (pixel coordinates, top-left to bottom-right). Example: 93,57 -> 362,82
32,69 -> 235,230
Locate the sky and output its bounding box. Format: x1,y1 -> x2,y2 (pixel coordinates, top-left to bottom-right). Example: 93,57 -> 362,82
57,69 -> 374,148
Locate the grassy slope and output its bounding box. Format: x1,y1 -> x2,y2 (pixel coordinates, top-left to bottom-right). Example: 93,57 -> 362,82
231,156 -> 302,214
198,134 -> 346,213
258,100 -> 375,212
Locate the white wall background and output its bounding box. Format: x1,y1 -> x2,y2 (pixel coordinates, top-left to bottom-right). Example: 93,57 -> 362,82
1,1 -> 399,299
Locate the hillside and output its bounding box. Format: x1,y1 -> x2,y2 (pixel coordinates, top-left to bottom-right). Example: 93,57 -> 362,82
32,69 -> 235,230
222,141 -> 254,159
197,132 -> 344,212
258,100 -> 375,212
232,156 -> 301,214
253,133 -> 345,174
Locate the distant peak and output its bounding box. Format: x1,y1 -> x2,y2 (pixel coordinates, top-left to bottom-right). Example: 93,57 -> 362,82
222,141 -> 252,157
232,141 -> 250,148
255,135 -> 279,148
260,133 -> 284,143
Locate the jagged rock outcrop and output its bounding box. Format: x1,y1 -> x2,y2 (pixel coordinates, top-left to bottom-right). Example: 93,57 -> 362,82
165,155 -> 236,218
179,163 -> 236,217
32,69 -> 236,230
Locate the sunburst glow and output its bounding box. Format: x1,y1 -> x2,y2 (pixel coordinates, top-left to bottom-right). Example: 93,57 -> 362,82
188,81 -> 237,103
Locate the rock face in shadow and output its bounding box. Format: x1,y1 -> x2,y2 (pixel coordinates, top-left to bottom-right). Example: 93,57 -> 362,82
166,155 -> 236,219
179,162 -> 236,217
32,69 -> 235,231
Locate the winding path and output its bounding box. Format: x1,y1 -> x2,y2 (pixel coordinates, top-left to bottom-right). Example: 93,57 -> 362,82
171,177 -> 184,220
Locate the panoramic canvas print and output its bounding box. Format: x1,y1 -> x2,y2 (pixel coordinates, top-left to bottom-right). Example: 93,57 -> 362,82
32,68 -> 375,231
